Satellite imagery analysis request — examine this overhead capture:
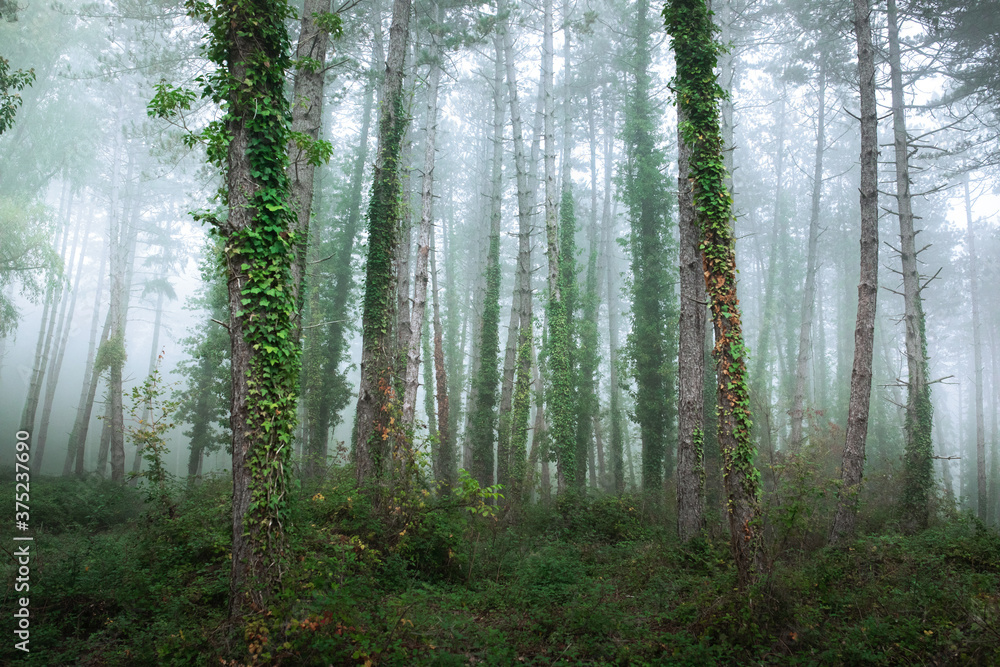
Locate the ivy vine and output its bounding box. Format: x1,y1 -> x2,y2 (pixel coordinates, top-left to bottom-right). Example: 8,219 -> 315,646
664,0 -> 761,584
149,0 -> 308,599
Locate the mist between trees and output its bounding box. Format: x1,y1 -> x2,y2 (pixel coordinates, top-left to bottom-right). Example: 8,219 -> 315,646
1,0 -> 999,663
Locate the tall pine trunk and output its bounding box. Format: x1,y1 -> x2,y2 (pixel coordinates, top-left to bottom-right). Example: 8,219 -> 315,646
402,3 -> 443,428
830,0 -> 879,545
542,0 -> 574,491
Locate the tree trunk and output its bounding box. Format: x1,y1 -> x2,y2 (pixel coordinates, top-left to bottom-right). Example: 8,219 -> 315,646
577,89 -> 600,492
64,237 -> 109,476
887,0 -> 934,531
212,0 -> 303,618
830,0 -> 879,546
677,104 -> 706,541
498,0 -> 537,497
542,0 -> 573,492
666,0 -> 761,586
287,0 -> 332,332
430,222 -> 453,484
789,59 -> 827,450
750,91 -> 787,451
35,198 -> 91,473
469,34 -> 504,488
306,63 -> 377,478
355,0 -> 413,488
964,176 -> 987,522
402,3 -> 442,428
601,94 -> 624,495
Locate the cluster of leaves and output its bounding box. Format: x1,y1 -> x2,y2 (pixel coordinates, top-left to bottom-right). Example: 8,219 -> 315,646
125,358 -> 180,499
0,55 -> 34,134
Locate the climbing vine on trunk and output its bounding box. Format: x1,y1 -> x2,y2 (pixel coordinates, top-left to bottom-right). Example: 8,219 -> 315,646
150,0 -> 309,617
664,0 -> 762,588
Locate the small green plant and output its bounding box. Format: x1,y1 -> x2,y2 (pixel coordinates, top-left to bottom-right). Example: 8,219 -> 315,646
125,353 -> 180,501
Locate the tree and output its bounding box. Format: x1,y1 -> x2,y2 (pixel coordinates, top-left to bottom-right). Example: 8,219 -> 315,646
788,57 -> 828,451
626,0 -> 675,494
468,33 -> 504,488
149,0 -> 304,617
964,175 -> 987,522
676,100 -> 706,540
401,0 -> 444,429
354,0 -> 413,491
886,0 -> 934,532
830,0 -> 879,546
665,0 -> 761,586
542,0 -> 575,491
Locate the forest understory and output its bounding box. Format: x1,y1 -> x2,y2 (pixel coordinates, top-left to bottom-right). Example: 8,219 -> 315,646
2,461 -> 998,666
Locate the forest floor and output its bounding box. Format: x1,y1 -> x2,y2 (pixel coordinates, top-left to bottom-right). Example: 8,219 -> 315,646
2,467 -> 999,666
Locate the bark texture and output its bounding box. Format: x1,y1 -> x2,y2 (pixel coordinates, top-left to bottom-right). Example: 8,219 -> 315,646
830,0 -> 879,546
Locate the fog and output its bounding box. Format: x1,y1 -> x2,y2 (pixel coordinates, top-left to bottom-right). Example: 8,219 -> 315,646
2,0 -> 998,517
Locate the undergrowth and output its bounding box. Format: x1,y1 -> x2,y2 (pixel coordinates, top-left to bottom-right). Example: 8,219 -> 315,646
1,464 -> 997,665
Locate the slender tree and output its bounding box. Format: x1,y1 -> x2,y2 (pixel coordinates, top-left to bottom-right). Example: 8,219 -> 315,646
887,0 -> 934,531
676,100 -> 706,540
402,1 -> 444,428
788,57 -> 828,451
469,34 -> 504,488
543,0 -> 575,491
830,0 -> 879,546
627,0 -> 674,493
964,175 -> 987,522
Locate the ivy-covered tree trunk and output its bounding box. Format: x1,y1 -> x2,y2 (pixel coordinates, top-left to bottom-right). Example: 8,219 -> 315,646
402,3 -> 443,428
498,0 -> 536,495
577,89 -> 601,491
558,0 -> 583,492
107,157 -> 140,483
469,36 -> 504,488
830,0 -> 879,546
355,0 -> 413,488
676,103 -> 706,541
665,0 -> 761,586
888,0 -> 934,532
789,57 -> 827,451
628,0 -> 674,494
542,0 -> 574,492
165,0 -> 305,618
